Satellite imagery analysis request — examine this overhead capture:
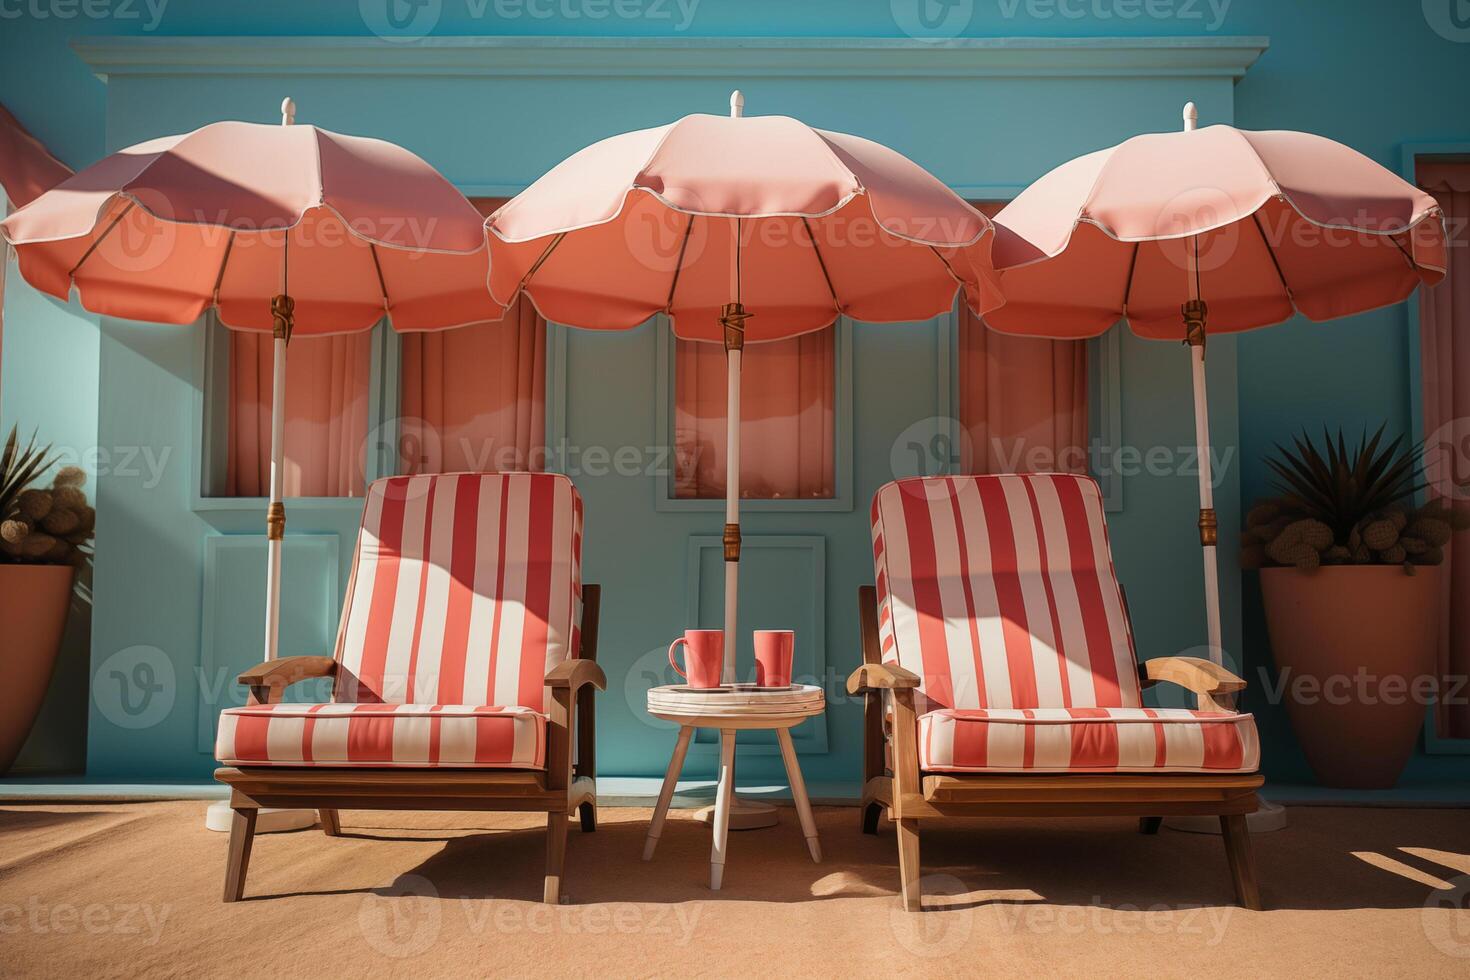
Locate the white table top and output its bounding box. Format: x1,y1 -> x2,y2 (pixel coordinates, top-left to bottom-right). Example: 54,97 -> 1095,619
646,683 -> 825,728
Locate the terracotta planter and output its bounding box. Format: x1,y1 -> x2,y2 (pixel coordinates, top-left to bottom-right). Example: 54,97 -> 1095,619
1260,565 -> 1440,789
0,563 -> 75,774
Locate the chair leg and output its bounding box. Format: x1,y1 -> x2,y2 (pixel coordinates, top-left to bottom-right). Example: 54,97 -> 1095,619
579,800 -> 597,833
896,817 -> 922,912
544,811 -> 569,904
223,807 -> 258,903
319,808 -> 342,837
1138,816 -> 1163,835
1220,814 -> 1262,910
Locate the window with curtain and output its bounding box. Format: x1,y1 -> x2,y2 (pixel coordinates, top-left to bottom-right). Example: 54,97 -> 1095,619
213,196 -> 549,497
673,327 -> 836,500
398,293 -> 547,475
958,201 -> 1089,476
223,327 -> 374,498
1418,158 -> 1470,741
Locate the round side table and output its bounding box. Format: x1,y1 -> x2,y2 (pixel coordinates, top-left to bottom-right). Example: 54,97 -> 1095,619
643,684 -> 825,890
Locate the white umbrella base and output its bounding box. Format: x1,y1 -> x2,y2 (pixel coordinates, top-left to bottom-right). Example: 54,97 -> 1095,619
203,800 -> 318,834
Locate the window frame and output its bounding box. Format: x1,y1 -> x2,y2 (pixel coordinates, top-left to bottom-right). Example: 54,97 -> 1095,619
191,313 -> 565,514
653,314 -> 855,514
1403,144 -> 1470,757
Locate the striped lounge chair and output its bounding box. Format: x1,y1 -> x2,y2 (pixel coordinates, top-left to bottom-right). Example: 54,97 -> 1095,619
215,472 -> 604,904
850,474 -> 1263,911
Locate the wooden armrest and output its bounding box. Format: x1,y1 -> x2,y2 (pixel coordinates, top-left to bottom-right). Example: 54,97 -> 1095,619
545,658 -> 607,692
1141,656 -> 1245,712
847,662 -> 920,695
237,656 -> 336,705
1141,656 -> 1246,694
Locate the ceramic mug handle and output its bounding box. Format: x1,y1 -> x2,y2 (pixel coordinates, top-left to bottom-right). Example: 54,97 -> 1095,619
668,637 -> 689,680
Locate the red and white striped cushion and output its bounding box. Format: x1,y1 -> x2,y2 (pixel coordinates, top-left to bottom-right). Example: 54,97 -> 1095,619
333,472 -> 583,711
917,707 -> 1259,773
871,474 -> 1142,713
216,703 -> 545,769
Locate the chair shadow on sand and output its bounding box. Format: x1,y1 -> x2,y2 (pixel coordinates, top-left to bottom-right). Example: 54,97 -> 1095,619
236,805 -> 1470,914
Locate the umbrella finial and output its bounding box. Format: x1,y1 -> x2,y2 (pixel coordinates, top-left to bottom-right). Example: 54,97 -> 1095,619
730,90 -> 744,119
1182,101 -> 1198,132
281,97 -> 296,126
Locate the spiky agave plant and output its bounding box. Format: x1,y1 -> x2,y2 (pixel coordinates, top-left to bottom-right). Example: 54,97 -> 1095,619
1242,425 -> 1469,571
0,425 -> 95,565
1265,425 -> 1422,539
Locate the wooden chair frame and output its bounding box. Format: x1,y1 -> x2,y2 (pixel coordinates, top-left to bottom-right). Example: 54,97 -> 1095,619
850,585 -> 1263,912
217,585 -> 605,905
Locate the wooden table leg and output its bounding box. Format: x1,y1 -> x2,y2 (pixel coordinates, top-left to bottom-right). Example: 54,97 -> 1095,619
643,725 -> 694,861
710,728 -> 736,890
777,727 -> 821,863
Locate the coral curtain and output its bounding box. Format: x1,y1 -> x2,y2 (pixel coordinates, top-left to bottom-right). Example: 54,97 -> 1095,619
674,328 -> 835,499
958,201 -> 1089,476
956,302 -> 1089,475
399,295 -> 547,474
1419,160 -> 1470,740
225,328 -> 373,498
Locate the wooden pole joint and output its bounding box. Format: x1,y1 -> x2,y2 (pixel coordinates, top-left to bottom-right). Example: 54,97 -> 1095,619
722,522 -> 741,562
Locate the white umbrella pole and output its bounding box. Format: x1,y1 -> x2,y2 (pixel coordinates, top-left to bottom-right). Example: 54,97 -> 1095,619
721,89 -> 746,686
1181,102 -> 1224,666
723,344 -> 741,684
1169,102 -> 1286,835
208,97 -> 315,834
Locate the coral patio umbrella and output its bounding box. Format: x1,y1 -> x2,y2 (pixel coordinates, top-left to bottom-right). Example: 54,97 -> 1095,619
488,91 -> 1000,686
985,103 -> 1445,672
1,97 -> 498,665
1,100 -> 499,829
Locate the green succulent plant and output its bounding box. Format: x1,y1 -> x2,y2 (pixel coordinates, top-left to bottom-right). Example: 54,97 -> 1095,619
1242,425 -> 1470,573
0,425 -> 94,565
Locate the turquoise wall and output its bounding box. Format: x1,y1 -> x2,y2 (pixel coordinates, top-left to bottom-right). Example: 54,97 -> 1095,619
1,1 -> 1466,788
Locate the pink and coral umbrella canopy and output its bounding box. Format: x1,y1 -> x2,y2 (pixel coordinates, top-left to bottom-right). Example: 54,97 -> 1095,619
487,110 -> 1001,341
986,123 -> 1447,340
0,118 -> 501,334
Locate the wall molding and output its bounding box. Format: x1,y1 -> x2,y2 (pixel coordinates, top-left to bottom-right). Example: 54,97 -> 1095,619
73,35 -> 1269,82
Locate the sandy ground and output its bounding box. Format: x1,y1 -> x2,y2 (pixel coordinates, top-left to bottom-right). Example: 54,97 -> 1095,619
1,802 -> 1468,978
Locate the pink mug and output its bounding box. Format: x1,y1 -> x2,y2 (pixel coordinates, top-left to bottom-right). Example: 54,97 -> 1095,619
669,629 -> 724,689
754,629 -> 795,688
